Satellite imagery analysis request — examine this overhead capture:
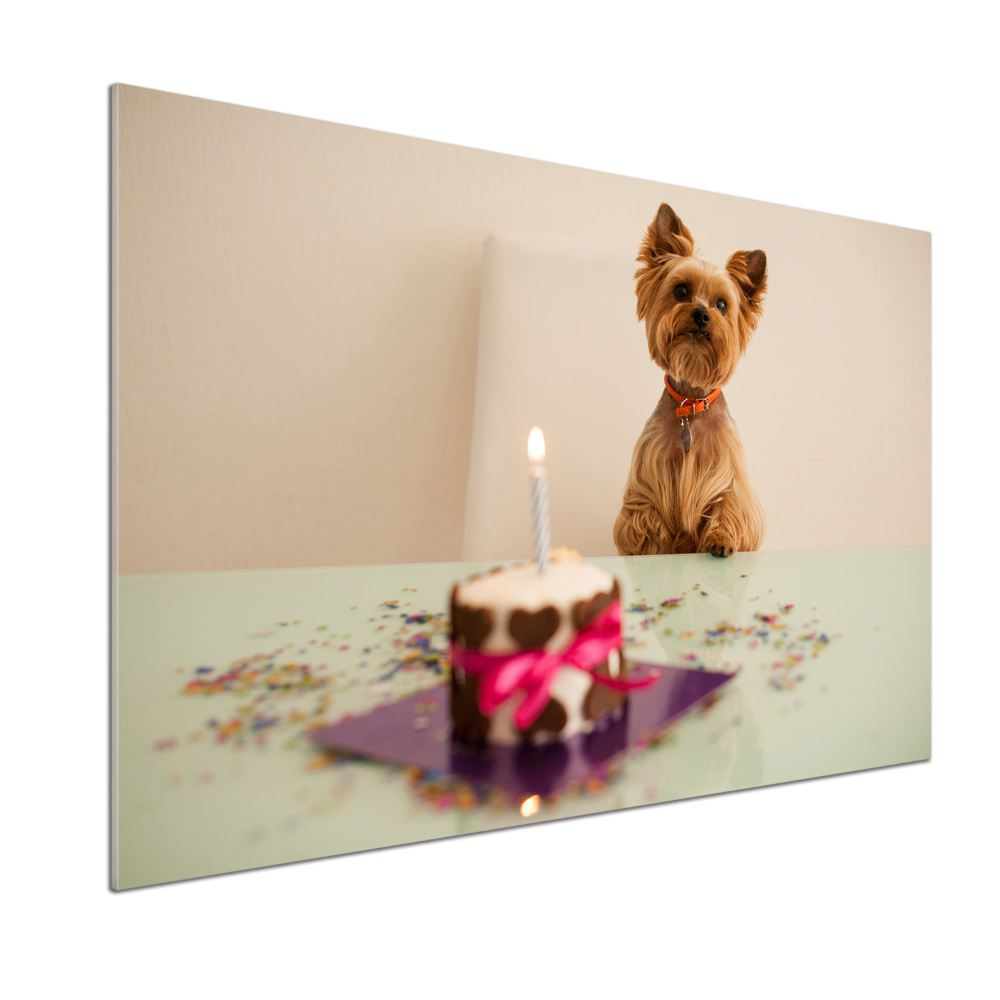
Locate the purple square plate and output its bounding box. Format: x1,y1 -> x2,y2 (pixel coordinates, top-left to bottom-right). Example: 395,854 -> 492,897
310,662 -> 733,798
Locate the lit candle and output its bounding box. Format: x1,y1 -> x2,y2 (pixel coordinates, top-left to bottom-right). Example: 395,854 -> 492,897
527,426 -> 551,574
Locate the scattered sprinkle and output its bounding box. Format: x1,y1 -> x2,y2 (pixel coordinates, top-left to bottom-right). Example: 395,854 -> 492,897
625,592 -> 841,695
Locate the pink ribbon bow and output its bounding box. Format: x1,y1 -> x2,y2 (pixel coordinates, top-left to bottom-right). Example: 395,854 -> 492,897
450,601 -> 657,731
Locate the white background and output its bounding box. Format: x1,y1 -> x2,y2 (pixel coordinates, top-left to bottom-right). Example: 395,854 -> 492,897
4,2 -> 996,996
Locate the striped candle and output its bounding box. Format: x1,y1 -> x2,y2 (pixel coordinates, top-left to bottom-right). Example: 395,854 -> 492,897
527,427 -> 551,573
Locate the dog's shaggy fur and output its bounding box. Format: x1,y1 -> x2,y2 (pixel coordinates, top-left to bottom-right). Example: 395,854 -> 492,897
613,203 -> 767,558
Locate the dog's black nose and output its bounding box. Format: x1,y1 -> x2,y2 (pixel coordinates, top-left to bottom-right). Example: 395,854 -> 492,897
691,307 -> 710,329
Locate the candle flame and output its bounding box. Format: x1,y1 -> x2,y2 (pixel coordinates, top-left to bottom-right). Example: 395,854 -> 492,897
520,794 -> 541,818
527,427 -> 546,463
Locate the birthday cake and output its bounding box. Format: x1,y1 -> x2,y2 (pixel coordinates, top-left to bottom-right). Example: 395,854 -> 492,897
449,551 -> 629,746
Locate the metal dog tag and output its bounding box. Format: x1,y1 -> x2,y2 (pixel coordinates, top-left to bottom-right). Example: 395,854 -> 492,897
680,419 -> 692,452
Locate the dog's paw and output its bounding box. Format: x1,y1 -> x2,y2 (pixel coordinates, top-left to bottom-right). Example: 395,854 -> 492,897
706,542 -> 733,558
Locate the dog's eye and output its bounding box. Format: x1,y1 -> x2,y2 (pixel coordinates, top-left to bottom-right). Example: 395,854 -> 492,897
674,284 -> 689,300
715,298 -> 727,315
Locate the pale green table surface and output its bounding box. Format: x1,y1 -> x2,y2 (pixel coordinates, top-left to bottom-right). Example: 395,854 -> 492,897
113,547 -> 930,890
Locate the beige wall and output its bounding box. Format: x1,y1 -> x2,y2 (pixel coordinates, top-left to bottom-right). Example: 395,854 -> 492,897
114,85 -> 930,573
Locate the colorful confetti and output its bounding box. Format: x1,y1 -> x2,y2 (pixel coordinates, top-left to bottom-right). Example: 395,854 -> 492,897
158,592 -> 453,765
625,595 -> 840,693
624,595 -> 686,642
375,610 -> 451,681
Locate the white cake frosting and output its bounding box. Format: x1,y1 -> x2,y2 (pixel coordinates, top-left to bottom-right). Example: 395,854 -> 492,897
456,561 -> 615,655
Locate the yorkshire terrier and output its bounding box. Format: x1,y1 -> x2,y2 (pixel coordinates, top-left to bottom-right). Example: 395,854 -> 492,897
613,203 -> 766,558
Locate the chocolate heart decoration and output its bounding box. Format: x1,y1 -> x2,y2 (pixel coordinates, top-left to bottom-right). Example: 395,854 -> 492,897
509,606 -> 560,649
571,579 -> 620,630
450,588 -> 494,650
521,697 -> 568,739
583,659 -> 627,720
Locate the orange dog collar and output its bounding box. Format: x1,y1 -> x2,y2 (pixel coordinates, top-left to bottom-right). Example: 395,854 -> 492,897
664,377 -> 722,418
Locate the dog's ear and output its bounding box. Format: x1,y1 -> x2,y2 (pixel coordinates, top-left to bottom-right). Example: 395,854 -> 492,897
726,249 -> 766,298
725,249 -> 767,327
635,204 -> 696,321
646,203 -> 695,261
